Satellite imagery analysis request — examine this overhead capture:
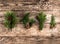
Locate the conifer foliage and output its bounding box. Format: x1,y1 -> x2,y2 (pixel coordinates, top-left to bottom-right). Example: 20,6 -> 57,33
36,12 -> 46,30
29,18 -> 35,27
4,11 -> 17,30
21,13 -> 30,28
50,15 -> 56,29
21,13 -> 35,29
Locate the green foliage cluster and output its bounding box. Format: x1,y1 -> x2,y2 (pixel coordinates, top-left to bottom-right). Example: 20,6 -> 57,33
21,13 -> 35,28
4,11 -> 56,31
21,13 -> 30,28
4,11 -> 17,30
29,19 -> 35,27
50,15 -> 56,29
36,12 -> 46,30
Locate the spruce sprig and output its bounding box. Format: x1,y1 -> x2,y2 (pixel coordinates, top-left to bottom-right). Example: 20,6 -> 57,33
50,15 -> 56,29
4,11 -> 17,30
36,12 -> 46,30
21,13 -> 30,28
21,13 -> 35,28
29,19 -> 35,27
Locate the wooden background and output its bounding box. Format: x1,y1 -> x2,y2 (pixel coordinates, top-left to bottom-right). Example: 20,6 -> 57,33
0,0 -> 60,44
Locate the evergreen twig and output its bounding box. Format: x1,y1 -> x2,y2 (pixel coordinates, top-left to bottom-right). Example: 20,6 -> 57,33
4,11 -> 17,31
50,15 -> 56,29
36,12 -> 46,30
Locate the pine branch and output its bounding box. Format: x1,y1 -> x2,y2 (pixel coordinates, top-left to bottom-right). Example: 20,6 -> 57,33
4,11 -> 17,30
